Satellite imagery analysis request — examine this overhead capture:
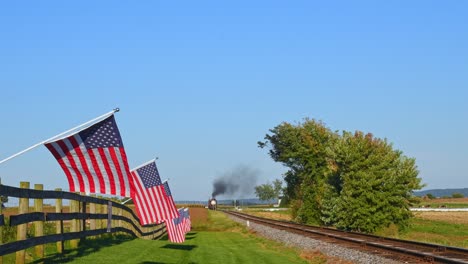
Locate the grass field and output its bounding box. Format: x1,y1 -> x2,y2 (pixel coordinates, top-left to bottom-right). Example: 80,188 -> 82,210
9,209 -> 341,264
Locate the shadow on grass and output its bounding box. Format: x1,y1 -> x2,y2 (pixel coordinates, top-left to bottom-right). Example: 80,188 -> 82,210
160,244 -> 197,251
138,262 -> 175,264
185,232 -> 197,237
30,234 -> 134,264
138,261 -> 199,264
184,232 -> 197,240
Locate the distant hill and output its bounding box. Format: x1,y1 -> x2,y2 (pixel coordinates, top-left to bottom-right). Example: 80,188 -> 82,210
413,188 -> 468,198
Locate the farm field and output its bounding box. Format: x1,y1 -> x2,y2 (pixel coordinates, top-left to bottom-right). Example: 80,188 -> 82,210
418,197 -> 468,208
9,209 -> 346,264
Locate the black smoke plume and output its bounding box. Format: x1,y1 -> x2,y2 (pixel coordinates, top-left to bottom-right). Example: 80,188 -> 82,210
211,165 -> 259,198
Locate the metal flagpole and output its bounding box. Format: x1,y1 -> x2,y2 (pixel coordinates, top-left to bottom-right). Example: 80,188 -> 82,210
121,198 -> 132,205
0,108 -> 120,165
130,157 -> 158,172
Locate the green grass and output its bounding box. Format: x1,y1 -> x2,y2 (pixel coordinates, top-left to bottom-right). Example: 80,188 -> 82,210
19,211 -> 321,264
399,218 -> 468,248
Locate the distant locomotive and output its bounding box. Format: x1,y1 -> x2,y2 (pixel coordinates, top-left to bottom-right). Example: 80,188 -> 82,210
208,198 -> 217,210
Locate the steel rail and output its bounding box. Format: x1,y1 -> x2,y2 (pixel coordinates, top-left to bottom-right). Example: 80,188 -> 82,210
225,210 -> 468,264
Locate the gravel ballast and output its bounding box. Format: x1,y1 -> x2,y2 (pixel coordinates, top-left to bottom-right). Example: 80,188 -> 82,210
227,214 -> 404,264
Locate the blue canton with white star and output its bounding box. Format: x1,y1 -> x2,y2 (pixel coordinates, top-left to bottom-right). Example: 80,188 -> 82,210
137,162 -> 162,189
80,116 -> 123,149
163,182 -> 172,196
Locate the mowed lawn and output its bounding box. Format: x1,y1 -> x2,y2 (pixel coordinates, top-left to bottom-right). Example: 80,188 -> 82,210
33,210 -> 316,264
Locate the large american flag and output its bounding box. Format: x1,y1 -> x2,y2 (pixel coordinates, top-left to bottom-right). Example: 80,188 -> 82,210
45,115 -> 133,197
131,161 -> 179,225
166,208 -> 186,243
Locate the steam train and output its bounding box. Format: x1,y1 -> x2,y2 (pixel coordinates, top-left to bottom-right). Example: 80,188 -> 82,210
208,198 -> 217,210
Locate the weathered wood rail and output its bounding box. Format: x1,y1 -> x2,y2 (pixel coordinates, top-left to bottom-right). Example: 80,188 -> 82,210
0,181 -> 166,264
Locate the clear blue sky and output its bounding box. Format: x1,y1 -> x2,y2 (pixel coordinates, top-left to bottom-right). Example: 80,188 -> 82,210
0,1 -> 467,201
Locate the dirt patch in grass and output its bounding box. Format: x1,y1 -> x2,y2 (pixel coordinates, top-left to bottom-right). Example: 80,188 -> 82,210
414,211 -> 468,225
189,207 -> 208,222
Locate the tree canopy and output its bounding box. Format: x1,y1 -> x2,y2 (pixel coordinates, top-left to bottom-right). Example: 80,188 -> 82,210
255,179 -> 283,201
259,119 -> 423,233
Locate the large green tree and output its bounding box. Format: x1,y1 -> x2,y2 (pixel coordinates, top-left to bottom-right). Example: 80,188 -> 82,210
258,119 -> 336,224
322,131 -> 422,232
260,120 -> 423,233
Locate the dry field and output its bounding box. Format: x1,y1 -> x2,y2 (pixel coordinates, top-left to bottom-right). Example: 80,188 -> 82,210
188,207 -> 208,223
425,197 -> 468,204
246,211 -> 292,221
414,211 -> 468,225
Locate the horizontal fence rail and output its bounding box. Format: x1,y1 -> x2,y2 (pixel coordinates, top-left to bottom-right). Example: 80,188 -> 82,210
0,182 -> 167,264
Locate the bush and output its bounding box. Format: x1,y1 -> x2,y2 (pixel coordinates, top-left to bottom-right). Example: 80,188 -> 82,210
452,193 -> 464,198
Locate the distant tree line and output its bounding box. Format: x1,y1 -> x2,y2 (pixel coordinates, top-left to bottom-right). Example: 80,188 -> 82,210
258,119 -> 423,233
425,192 -> 465,199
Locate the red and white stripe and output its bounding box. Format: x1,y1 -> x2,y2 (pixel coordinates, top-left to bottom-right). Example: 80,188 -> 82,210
45,134 -> 132,197
165,218 -> 185,243
131,171 -> 179,225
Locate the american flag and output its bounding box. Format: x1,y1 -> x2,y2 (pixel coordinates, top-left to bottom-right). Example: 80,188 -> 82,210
131,161 -> 179,225
45,115 -> 133,197
166,208 -> 186,243
162,181 -> 178,217
182,208 -> 191,233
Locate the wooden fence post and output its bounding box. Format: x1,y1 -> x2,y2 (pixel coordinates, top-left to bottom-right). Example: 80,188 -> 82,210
70,198 -> 79,248
16,181 -> 29,264
81,198 -> 86,244
118,207 -> 122,234
55,188 -> 63,253
89,195 -> 96,233
101,202 -> 107,235
34,184 -> 44,259
107,201 -> 112,233
95,203 -> 102,233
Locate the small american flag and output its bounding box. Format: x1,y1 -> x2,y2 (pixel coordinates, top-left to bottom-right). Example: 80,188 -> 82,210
162,181 -> 178,217
166,208 -> 186,243
131,161 -> 179,225
45,115 -> 133,197
182,208 -> 191,233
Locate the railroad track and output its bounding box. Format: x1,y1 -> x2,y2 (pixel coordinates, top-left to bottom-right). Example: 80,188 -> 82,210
224,210 -> 468,264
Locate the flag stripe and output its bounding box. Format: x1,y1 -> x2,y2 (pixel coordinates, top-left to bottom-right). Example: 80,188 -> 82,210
62,138 -> 90,192
166,208 -> 186,243
69,135 -> 96,193
87,149 -> 106,194
56,139 -> 86,192
98,148 -> 116,194
132,171 -> 154,224
91,148 -> 112,194
45,143 -> 76,191
74,135 -> 103,193
112,148 -> 132,197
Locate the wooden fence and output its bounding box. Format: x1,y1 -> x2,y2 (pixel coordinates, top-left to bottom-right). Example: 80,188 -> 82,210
0,181 -> 166,264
